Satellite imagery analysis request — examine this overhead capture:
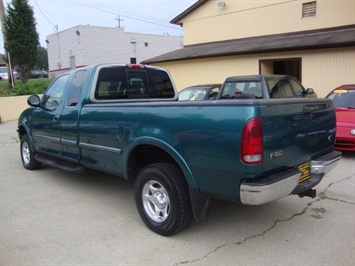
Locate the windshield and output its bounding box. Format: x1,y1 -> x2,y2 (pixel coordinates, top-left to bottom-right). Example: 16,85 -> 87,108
327,89 -> 355,108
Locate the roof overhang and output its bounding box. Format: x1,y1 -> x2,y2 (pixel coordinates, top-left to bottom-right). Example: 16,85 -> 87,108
142,25 -> 355,64
170,0 -> 208,25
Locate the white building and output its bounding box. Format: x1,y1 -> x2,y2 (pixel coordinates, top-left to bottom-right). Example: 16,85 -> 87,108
46,25 -> 183,77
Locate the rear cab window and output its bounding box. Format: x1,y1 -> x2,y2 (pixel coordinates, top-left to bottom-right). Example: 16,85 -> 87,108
221,81 -> 262,99
93,65 -> 176,101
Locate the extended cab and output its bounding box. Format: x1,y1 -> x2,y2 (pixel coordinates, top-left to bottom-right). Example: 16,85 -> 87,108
18,64 -> 341,236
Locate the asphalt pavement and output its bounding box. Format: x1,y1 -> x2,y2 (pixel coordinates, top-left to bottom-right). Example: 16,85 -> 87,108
1,120 -> 354,266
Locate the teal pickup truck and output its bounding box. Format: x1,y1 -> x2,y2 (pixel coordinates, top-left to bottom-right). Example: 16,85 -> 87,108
17,64 -> 341,236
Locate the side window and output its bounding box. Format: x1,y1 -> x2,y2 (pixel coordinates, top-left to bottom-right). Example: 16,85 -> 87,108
279,80 -> 294,97
67,70 -> 87,106
269,77 -> 305,98
268,78 -> 285,98
42,74 -> 69,108
208,87 -> 220,99
289,78 -> 305,97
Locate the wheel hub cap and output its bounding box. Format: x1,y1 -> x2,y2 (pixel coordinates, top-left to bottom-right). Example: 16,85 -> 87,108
142,180 -> 170,223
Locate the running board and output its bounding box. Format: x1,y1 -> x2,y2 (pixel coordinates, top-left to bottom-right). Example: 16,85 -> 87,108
35,154 -> 85,173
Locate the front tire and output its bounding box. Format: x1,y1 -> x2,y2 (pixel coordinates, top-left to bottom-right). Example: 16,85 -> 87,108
20,134 -> 41,170
134,163 -> 193,236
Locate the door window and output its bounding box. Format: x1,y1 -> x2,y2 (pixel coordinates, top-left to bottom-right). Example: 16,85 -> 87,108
66,70 -> 86,106
42,74 -> 69,108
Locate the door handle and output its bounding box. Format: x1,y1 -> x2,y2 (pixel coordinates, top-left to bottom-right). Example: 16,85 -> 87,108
53,115 -> 60,122
302,107 -> 312,120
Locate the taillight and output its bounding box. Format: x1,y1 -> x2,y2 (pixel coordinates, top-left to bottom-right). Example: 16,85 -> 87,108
241,117 -> 263,164
126,64 -> 146,69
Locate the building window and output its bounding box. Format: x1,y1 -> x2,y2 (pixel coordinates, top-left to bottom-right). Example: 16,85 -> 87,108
302,1 -> 316,18
130,58 -> 137,64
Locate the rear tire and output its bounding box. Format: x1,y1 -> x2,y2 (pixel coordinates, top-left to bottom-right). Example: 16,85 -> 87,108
134,162 -> 193,236
20,134 -> 41,170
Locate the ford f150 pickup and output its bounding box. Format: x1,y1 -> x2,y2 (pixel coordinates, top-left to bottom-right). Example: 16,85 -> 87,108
17,64 -> 341,236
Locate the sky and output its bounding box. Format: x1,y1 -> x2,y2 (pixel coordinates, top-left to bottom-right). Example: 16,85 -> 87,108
1,0 -> 197,53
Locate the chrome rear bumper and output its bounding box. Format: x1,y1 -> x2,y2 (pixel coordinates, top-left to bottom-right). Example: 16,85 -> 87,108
240,150 -> 342,205
310,150 -> 342,175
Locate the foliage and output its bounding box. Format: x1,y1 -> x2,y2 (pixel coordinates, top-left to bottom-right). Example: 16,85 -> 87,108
0,78 -> 53,97
4,0 -> 39,83
35,46 -> 48,70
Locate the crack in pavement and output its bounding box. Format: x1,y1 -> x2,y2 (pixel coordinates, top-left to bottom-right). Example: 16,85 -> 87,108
174,175 -> 354,266
0,136 -> 19,146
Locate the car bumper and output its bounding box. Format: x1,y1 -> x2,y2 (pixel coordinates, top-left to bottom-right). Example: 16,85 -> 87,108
334,136 -> 355,151
240,150 -> 342,205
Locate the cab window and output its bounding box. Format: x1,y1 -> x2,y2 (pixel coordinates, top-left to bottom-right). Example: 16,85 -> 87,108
42,74 -> 69,108
66,70 -> 87,106
94,66 -> 175,100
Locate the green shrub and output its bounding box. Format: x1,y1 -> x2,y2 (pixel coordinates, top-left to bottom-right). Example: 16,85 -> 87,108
0,78 -> 53,97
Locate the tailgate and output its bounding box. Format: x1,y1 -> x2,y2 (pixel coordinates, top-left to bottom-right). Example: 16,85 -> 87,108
260,98 -> 336,173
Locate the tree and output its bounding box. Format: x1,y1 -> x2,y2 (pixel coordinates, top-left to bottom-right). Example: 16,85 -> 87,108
35,46 -> 48,70
4,0 -> 39,82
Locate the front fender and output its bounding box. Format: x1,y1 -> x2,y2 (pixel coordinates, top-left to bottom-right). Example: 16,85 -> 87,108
17,108 -> 35,149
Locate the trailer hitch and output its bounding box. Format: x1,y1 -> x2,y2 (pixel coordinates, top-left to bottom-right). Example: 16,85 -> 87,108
297,189 -> 317,198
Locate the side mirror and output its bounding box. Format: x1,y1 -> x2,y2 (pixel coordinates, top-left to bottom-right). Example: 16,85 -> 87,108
27,95 -> 41,107
306,88 -> 315,94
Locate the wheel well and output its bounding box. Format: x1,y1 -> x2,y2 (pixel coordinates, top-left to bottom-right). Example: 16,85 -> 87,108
127,144 -> 178,181
18,125 -> 27,138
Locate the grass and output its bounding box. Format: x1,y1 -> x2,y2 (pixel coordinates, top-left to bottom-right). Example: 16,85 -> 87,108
0,78 -> 53,97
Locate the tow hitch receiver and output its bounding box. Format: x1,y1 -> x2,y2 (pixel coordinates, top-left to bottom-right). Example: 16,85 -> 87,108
297,189 -> 316,198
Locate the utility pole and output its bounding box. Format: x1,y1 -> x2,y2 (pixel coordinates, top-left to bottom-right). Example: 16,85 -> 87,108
115,14 -> 123,28
0,0 -> 14,87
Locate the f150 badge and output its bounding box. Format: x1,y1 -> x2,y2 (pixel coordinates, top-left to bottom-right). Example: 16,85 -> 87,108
270,150 -> 283,159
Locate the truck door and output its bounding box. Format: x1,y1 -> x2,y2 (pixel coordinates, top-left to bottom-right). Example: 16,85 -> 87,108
30,74 -> 69,158
60,69 -> 87,163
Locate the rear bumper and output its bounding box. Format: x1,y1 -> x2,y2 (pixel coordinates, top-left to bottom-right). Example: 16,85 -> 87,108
309,150 -> 342,175
240,150 -> 342,205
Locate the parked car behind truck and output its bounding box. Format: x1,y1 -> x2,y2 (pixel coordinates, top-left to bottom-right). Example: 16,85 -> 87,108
178,84 -> 221,100
31,70 -> 49,78
218,75 -> 317,99
326,84 -> 355,151
18,64 -> 341,236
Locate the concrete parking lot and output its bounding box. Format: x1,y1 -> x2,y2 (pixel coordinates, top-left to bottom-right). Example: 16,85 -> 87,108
1,120 -> 354,266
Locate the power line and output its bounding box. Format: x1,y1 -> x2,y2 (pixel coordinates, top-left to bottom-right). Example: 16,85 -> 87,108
68,0 -> 180,30
33,0 -> 55,27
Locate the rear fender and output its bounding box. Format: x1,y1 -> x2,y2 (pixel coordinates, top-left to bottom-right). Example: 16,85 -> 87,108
124,136 -> 198,189
125,137 -> 209,221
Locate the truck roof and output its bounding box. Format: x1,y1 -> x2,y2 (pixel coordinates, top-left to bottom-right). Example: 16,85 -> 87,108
224,74 -> 292,82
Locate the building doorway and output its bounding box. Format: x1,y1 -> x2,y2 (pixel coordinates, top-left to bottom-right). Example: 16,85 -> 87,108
259,58 -> 301,81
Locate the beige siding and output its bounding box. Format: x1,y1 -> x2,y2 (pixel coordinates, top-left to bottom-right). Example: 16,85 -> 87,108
181,0 -> 355,45
155,47 -> 355,97
301,47 -> 355,95
160,56 -> 259,91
